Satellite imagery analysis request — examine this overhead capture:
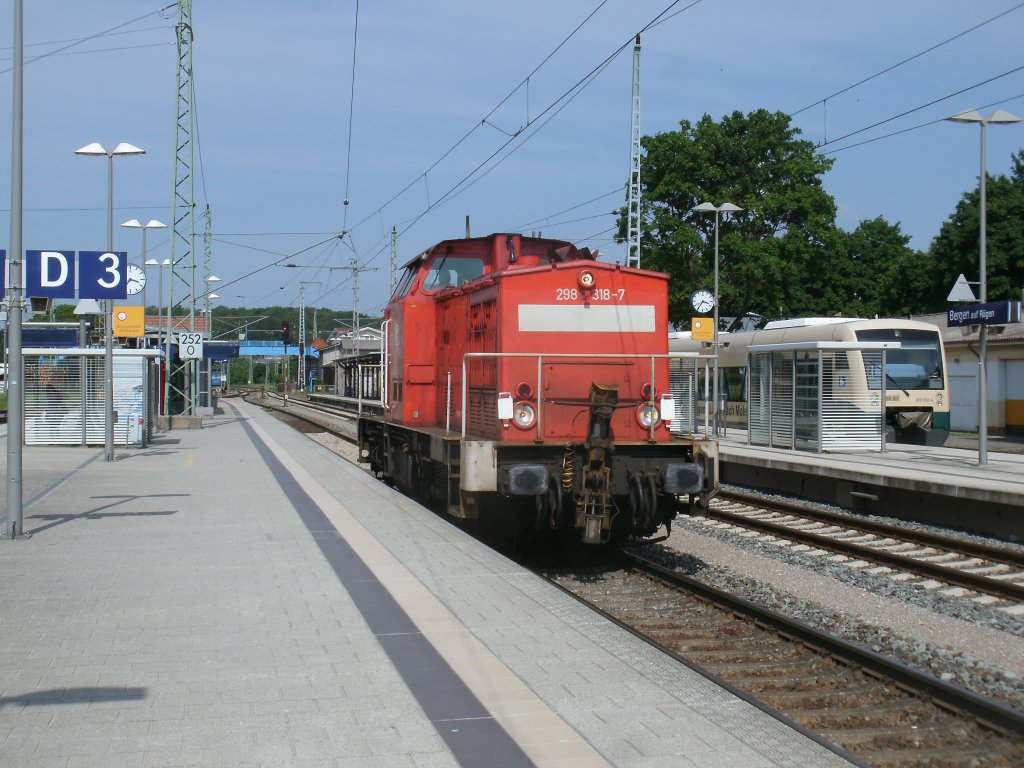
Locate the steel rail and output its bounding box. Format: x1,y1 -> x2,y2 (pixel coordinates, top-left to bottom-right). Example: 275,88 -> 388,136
248,391 -> 358,446
708,497 -> 1024,603
620,552 -> 1024,739
722,489 -> 1024,569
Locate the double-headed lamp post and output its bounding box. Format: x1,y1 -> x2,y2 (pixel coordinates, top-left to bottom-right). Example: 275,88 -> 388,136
203,275 -> 221,335
122,218 -> 166,318
145,258 -> 171,355
693,201 -> 742,436
945,108 -> 1021,466
75,142 -> 145,462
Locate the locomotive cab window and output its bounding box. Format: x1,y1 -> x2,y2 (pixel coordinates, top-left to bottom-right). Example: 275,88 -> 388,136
391,265 -> 418,301
422,255 -> 485,292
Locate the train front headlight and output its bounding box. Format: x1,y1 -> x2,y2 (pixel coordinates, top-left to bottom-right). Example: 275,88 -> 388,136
636,403 -> 660,428
513,401 -> 536,429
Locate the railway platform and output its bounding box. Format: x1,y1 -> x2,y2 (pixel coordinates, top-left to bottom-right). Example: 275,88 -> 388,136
716,429 -> 1024,539
0,400 -> 856,767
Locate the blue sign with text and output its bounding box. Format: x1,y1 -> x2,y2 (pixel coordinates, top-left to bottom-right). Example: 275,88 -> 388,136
948,300 -> 1022,327
26,250 -> 77,298
78,251 -> 128,299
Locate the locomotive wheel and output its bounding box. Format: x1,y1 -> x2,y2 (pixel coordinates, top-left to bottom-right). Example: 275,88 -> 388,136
547,485 -> 563,530
628,474 -> 649,533
646,473 -> 659,532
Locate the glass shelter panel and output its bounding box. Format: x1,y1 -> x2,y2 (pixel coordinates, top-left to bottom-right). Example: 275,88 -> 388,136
668,357 -> 700,435
749,346 -> 885,453
24,352 -> 151,446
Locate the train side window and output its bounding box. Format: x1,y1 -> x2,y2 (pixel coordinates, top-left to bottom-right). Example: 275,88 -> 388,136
392,267 -> 417,301
725,368 -> 747,402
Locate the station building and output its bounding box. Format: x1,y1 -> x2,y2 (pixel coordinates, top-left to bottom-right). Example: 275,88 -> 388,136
917,311 -> 1024,436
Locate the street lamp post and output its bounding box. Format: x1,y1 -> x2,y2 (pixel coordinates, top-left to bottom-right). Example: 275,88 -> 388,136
75,142 -> 145,462
145,258 -> 170,352
123,218 -> 166,322
693,201 -> 742,437
203,275 -> 221,337
945,109 -> 1021,466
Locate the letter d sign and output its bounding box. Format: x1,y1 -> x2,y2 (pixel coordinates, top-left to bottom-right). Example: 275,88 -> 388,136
26,250 -> 76,298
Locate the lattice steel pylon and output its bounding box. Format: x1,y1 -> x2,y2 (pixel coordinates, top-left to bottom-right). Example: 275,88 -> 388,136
626,35 -> 641,269
164,0 -> 196,417
390,226 -> 397,294
337,259 -> 378,356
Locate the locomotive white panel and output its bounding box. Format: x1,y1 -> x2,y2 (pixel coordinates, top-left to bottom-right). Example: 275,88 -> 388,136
518,304 -> 656,333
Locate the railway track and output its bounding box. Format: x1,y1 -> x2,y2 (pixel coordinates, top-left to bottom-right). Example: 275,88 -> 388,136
237,390 -> 358,445
700,490 -> 1024,608
546,554 -> 1024,768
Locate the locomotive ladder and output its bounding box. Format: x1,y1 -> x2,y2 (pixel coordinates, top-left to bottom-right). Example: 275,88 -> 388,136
445,439 -> 461,517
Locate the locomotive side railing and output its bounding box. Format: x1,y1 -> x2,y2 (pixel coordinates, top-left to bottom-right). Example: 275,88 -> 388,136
458,352 -> 702,441
380,318 -> 391,409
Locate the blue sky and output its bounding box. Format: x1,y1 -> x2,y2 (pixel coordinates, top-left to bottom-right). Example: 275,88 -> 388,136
2,1 -> 1022,321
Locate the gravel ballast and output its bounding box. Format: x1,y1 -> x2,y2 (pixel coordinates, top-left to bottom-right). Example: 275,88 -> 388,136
628,495 -> 1024,712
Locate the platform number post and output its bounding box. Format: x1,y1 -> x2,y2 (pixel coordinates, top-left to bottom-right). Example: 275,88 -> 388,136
178,332 -> 203,360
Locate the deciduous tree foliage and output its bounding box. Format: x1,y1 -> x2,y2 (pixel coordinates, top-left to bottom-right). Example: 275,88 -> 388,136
928,150 -> 1024,310
620,109 -> 841,327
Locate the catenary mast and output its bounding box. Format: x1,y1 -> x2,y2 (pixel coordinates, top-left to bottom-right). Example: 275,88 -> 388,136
626,35 -> 641,268
165,0 -> 196,416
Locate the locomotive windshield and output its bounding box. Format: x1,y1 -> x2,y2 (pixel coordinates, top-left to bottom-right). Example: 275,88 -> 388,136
422,255 -> 485,291
856,328 -> 944,390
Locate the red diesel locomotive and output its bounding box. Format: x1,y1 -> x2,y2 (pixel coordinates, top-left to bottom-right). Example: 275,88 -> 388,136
358,233 -> 717,544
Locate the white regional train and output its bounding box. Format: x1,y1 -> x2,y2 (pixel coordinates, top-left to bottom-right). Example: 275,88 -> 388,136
669,317 -> 950,445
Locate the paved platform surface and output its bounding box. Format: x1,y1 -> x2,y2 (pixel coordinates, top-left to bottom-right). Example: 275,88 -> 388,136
0,400 -> 855,767
716,429 -> 1024,510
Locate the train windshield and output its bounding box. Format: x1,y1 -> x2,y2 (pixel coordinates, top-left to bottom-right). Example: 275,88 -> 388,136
422,255 -> 485,292
855,329 -> 944,390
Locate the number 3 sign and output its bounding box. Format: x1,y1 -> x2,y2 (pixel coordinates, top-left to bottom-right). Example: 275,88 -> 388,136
78,251 -> 128,299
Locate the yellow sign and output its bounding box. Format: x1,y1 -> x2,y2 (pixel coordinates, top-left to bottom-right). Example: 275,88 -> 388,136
113,305 -> 145,337
691,317 -> 714,341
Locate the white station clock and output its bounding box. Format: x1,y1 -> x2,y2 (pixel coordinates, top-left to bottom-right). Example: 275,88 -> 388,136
126,264 -> 147,295
691,289 -> 715,313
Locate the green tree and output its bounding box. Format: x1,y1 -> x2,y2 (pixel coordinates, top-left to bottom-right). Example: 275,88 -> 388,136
840,217 -> 931,317
52,303 -> 78,322
928,150 -> 1024,310
620,109 -> 840,327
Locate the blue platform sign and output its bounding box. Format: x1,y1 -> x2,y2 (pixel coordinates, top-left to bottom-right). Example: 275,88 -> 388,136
948,300 -> 1022,327
78,251 -> 128,299
26,250 -> 77,298
0,249 -> 5,297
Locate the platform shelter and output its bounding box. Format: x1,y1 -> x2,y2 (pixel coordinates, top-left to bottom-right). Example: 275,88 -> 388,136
747,341 -> 898,453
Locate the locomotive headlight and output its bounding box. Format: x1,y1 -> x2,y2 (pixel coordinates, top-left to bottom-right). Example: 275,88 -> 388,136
512,401 -> 536,429
636,403 -> 660,428
515,381 -> 533,400
578,270 -> 595,290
